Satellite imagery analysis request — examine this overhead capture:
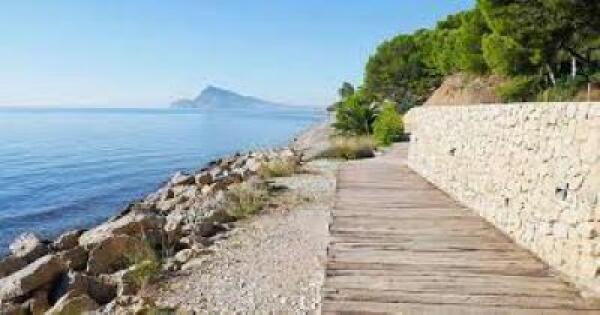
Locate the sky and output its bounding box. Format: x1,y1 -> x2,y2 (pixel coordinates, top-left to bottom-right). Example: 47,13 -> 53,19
0,1 -> 474,108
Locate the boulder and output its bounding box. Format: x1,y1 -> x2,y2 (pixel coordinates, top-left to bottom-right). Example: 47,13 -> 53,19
45,291 -> 98,315
86,235 -> 152,276
173,249 -> 195,265
100,268 -> 139,297
0,256 -> 27,278
245,158 -> 262,173
9,233 -> 48,264
170,172 -> 195,186
22,289 -> 49,315
0,302 -> 25,315
56,246 -> 88,271
156,198 -> 178,213
195,172 -> 212,186
50,271 -> 116,305
0,255 -> 66,301
164,210 -> 186,240
52,230 -> 82,251
79,212 -> 164,249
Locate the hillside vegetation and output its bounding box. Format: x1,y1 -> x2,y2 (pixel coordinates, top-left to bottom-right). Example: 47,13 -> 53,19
332,0 -> 599,139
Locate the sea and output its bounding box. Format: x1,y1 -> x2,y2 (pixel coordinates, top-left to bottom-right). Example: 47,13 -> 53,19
0,107 -> 323,255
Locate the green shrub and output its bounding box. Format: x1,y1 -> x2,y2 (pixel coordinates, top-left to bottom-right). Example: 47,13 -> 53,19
332,93 -> 378,136
496,76 -> 542,102
537,78 -> 585,102
317,136 -> 376,160
373,102 -> 404,146
225,182 -> 268,219
126,242 -> 161,290
259,158 -> 298,178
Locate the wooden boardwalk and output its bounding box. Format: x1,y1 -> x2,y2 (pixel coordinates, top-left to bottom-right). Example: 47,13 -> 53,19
322,145 -> 600,314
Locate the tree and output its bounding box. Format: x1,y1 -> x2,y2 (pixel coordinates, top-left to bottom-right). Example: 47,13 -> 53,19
364,34 -> 440,111
332,92 -> 379,136
455,9 -> 490,73
338,82 -> 355,100
373,101 -> 404,146
478,0 -> 599,83
482,33 -> 530,76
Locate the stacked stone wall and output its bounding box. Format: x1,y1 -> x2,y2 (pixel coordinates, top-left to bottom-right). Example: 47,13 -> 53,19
406,102 -> 600,294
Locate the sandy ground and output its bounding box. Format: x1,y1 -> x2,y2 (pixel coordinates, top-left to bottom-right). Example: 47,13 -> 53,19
151,159 -> 338,313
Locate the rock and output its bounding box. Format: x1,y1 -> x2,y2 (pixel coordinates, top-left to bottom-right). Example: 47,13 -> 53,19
22,289 -> 49,315
195,172 -> 213,186
156,198 -> 178,213
164,210 -> 186,240
9,233 -> 48,264
0,255 -> 66,302
86,235 -> 153,276
56,246 -> 88,271
79,212 -> 164,249
0,302 -> 25,315
200,183 -> 216,196
195,222 -> 220,237
49,271 -> 87,303
245,158 -> 262,173
49,271 -> 116,305
99,295 -> 154,315
170,172 -> 195,186
0,256 -> 27,278
45,291 -> 98,315
52,230 -> 82,251
174,249 -> 195,265
103,268 -> 140,297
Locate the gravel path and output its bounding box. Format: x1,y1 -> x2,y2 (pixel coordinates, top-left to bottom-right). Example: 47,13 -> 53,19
152,160 -> 338,313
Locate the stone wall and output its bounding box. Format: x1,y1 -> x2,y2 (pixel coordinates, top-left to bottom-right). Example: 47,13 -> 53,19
405,102 -> 600,294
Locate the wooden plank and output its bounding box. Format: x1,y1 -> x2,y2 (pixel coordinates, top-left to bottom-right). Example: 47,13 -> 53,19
322,144 -> 600,314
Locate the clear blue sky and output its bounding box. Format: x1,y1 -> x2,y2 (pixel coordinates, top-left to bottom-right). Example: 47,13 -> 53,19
0,1 -> 474,107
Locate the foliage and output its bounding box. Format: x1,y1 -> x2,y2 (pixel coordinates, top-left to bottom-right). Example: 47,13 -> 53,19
332,92 -> 379,136
496,76 -> 542,102
126,242 -> 161,290
373,102 -> 404,146
364,34 -> 441,111
338,82 -> 355,100
335,0 -> 599,108
537,77 -> 585,102
224,182 -> 268,219
317,136 -> 376,160
482,33 -> 530,76
259,158 -> 298,178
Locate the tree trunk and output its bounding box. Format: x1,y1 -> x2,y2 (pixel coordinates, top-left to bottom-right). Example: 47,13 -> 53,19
572,57 -> 577,79
546,64 -> 556,86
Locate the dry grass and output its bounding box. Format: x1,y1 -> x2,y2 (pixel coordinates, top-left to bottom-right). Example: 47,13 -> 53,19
126,241 -> 161,291
224,182 -> 269,219
316,136 -> 376,160
258,157 -> 299,178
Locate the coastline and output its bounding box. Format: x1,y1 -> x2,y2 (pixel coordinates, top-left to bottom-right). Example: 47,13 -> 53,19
0,119 -> 333,314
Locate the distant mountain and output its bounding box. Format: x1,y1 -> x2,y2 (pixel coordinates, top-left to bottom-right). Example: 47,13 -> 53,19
171,86 -> 288,110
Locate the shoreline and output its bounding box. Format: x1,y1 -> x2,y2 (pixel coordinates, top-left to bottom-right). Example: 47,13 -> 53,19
0,120 -> 332,314
0,117 -> 328,258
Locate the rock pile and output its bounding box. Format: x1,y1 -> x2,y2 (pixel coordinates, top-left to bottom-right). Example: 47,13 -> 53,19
0,148 -> 300,314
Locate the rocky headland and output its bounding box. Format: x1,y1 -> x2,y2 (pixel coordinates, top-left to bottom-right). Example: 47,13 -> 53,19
0,121 -> 334,314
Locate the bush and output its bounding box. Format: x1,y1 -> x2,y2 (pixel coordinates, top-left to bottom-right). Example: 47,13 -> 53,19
317,136 -> 376,160
332,93 -> 378,136
224,182 -> 269,219
259,158 -> 298,178
373,102 -> 404,146
537,78 -> 585,102
496,75 -> 542,102
125,242 -> 161,290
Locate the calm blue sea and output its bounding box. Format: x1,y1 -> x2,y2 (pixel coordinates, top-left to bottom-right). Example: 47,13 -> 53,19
0,107 -> 322,255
